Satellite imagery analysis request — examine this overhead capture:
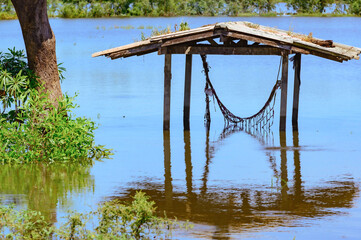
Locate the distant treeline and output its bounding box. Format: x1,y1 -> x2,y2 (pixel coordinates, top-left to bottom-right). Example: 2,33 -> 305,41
0,0 -> 361,19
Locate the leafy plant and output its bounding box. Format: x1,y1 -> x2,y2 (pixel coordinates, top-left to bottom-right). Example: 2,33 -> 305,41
349,0 -> 361,15
0,48 -> 38,121
0,192 -> 191,239
0,205 -> 54,239
139,21 -> 190,42
179,21 -> 190,31
0,88 -> 112,164
0,48 -> 112,164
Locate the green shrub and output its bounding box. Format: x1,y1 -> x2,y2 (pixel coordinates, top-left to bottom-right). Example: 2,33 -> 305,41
0,48 -> 112,164
128,0 -> 155,16
0,205 -> 53,239
349,0 -> 361,15
0,48 -> 38,122
89,3 -> 105,17
0,89 -> 112,164
0,11 -> 17,20
58,2 -> 88,18
0,191 -> 191,239
58,3 -> 77,18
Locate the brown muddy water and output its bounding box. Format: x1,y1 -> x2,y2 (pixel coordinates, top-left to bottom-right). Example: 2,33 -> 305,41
0,17 -> 361,239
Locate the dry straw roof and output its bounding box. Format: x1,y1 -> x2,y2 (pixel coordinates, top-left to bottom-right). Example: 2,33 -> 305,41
92,21 -> 361,63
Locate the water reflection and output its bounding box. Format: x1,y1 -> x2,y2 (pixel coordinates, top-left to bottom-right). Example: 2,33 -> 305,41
112,128 -> 358,238
184,130 -> 194,218
163,131 -> 173,211
280,131 -> 289,210
293,131 -> 303,206
0,164 -> 94,222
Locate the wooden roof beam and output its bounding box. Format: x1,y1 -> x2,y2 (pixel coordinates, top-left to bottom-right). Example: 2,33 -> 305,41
159,45 -> 284,55
108,43 -> 161,59
236,39 -> 248,47
220,35 -> 236,46
293,41 -> 350,62
220,30 -> 310,55
220,29 -> 350,62
93,21 -> 360,61
207,38 -> 218,46
161,31 -> 219,47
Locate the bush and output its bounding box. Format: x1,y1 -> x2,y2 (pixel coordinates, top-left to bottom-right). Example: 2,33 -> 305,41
58,2 -> 88,18
0,48 -> 38,122
0,11 -> 16,20
349,0 -> 361,15
0,89 -> 112,164
0,48 -> 112,164
0,191 -> 191,239
0,206 -> 54,239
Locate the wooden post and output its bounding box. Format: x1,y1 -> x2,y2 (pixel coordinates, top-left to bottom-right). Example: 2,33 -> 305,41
183,54 -> 192,130
279,52 -> 289,132
163,54 -> 172,130
292,53 -> 301,131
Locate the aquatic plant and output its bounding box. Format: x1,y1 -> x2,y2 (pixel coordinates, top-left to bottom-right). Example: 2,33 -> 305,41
0,191 -> 191,239
0,205 -> 53,239
120,24 -> 135,30
139,21 -> 190,41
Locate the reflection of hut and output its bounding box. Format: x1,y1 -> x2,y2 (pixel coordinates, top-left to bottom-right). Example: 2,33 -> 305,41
93,21 -> 361,131
110,130 -> 358,238
114,180 -> 357,231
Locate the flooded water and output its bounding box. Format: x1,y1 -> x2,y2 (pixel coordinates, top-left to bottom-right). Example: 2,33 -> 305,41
1,17 -> 361,239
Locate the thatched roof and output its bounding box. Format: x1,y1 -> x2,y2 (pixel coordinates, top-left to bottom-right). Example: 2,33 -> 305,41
92,21 -> 361,63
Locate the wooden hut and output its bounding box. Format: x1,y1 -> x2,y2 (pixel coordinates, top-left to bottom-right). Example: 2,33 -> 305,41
92,21 -> 361,131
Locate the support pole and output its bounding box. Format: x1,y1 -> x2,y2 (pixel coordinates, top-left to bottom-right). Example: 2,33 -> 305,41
292,53 -> 301,131
163,54 -> 172,130
183,54 -> 192,130
279,52 -> 289,132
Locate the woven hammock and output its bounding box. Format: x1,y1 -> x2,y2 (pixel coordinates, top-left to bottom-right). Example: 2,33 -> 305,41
201,54 -> 282,131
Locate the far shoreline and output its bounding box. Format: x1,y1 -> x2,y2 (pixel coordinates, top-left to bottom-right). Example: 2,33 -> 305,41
1,13 -> 361,21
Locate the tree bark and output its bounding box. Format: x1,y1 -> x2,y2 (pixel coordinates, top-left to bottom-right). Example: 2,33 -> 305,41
11,0 -> 62,102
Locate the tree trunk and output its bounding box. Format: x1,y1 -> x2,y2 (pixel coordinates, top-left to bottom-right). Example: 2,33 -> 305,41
11,0 -> 62,102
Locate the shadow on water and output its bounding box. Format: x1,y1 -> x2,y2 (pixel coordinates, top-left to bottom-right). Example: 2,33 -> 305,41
111,127 -> 358,238
0,164 -> 94,222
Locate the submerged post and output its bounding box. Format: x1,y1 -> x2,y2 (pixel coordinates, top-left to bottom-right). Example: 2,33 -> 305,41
292,53 -> 301,131
279,52 -> 289,132
163,54 -> 172,130
183,54 -> 192,130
